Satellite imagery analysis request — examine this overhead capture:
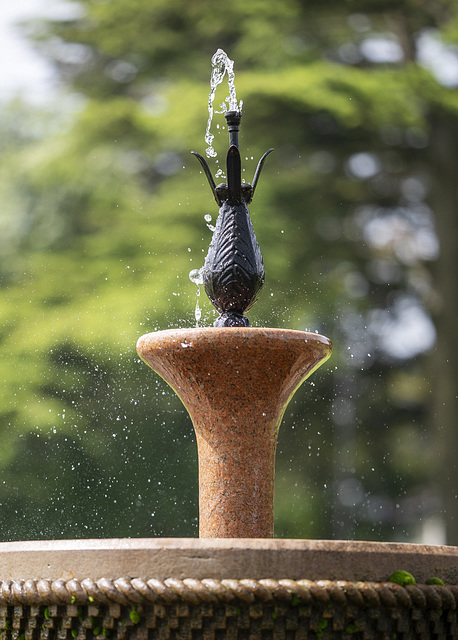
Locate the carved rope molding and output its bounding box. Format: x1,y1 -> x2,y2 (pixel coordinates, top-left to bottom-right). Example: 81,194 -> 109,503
0,578 -> 457,610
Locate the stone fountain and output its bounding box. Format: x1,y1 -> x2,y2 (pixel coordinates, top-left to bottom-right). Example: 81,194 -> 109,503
0,51 -> 457,640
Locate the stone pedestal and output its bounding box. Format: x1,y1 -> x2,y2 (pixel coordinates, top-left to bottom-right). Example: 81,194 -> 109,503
137,328 -> 332,537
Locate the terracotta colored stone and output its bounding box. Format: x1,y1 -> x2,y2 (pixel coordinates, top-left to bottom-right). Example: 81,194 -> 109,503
137,327 -> 332,538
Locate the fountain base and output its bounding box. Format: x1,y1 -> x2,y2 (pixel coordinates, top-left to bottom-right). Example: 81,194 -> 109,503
1,539 -> 457,639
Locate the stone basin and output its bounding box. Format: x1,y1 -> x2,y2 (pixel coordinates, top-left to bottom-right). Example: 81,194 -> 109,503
0,538 -> 457,639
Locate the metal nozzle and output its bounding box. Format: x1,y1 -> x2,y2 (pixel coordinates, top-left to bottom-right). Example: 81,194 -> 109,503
224,110 -> 242,150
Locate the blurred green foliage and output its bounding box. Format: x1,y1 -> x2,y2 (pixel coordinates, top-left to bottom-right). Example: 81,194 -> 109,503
1,0 -> 457,542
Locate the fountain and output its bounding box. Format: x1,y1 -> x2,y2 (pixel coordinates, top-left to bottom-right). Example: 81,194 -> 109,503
136,96 -> 331,537
0,50 -> 457,640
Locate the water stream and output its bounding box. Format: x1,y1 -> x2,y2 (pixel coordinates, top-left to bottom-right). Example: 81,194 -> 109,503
189,267 -> 204,326
205,48 -> 243,159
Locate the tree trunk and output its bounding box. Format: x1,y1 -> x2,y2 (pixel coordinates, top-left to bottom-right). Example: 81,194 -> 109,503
428,112 -> 458,545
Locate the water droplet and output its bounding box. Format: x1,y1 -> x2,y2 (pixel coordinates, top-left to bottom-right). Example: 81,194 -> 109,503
189,268 -> 204,286
195,300 -> 202,325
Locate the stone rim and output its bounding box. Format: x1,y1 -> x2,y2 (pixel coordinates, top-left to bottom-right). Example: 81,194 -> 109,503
0,539 -> 456,584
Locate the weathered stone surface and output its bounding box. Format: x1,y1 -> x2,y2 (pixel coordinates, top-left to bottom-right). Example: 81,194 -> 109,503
0,538 -> 457,584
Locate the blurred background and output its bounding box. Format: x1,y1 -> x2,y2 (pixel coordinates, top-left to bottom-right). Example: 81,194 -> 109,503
1,0 -> 457,544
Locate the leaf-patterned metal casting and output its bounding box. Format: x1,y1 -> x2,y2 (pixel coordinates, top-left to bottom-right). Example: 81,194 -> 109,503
192,111 -> 273,327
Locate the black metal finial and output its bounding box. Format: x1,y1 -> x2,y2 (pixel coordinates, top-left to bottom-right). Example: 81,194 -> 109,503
192,110 -> 273,327
225,110 -> 241,149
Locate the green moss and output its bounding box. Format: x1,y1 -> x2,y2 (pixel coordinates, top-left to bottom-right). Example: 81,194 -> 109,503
316,617 -> 328,638
345,621 -> 360,633
129,608 -> 141,625
389,570 -> 416,586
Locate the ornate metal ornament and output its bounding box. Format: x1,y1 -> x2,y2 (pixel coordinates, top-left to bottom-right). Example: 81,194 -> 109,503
192,110 -> 273,327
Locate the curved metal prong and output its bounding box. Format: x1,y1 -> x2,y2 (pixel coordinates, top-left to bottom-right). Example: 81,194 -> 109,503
191,151 -> 221,205
251,148 -> 274,197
